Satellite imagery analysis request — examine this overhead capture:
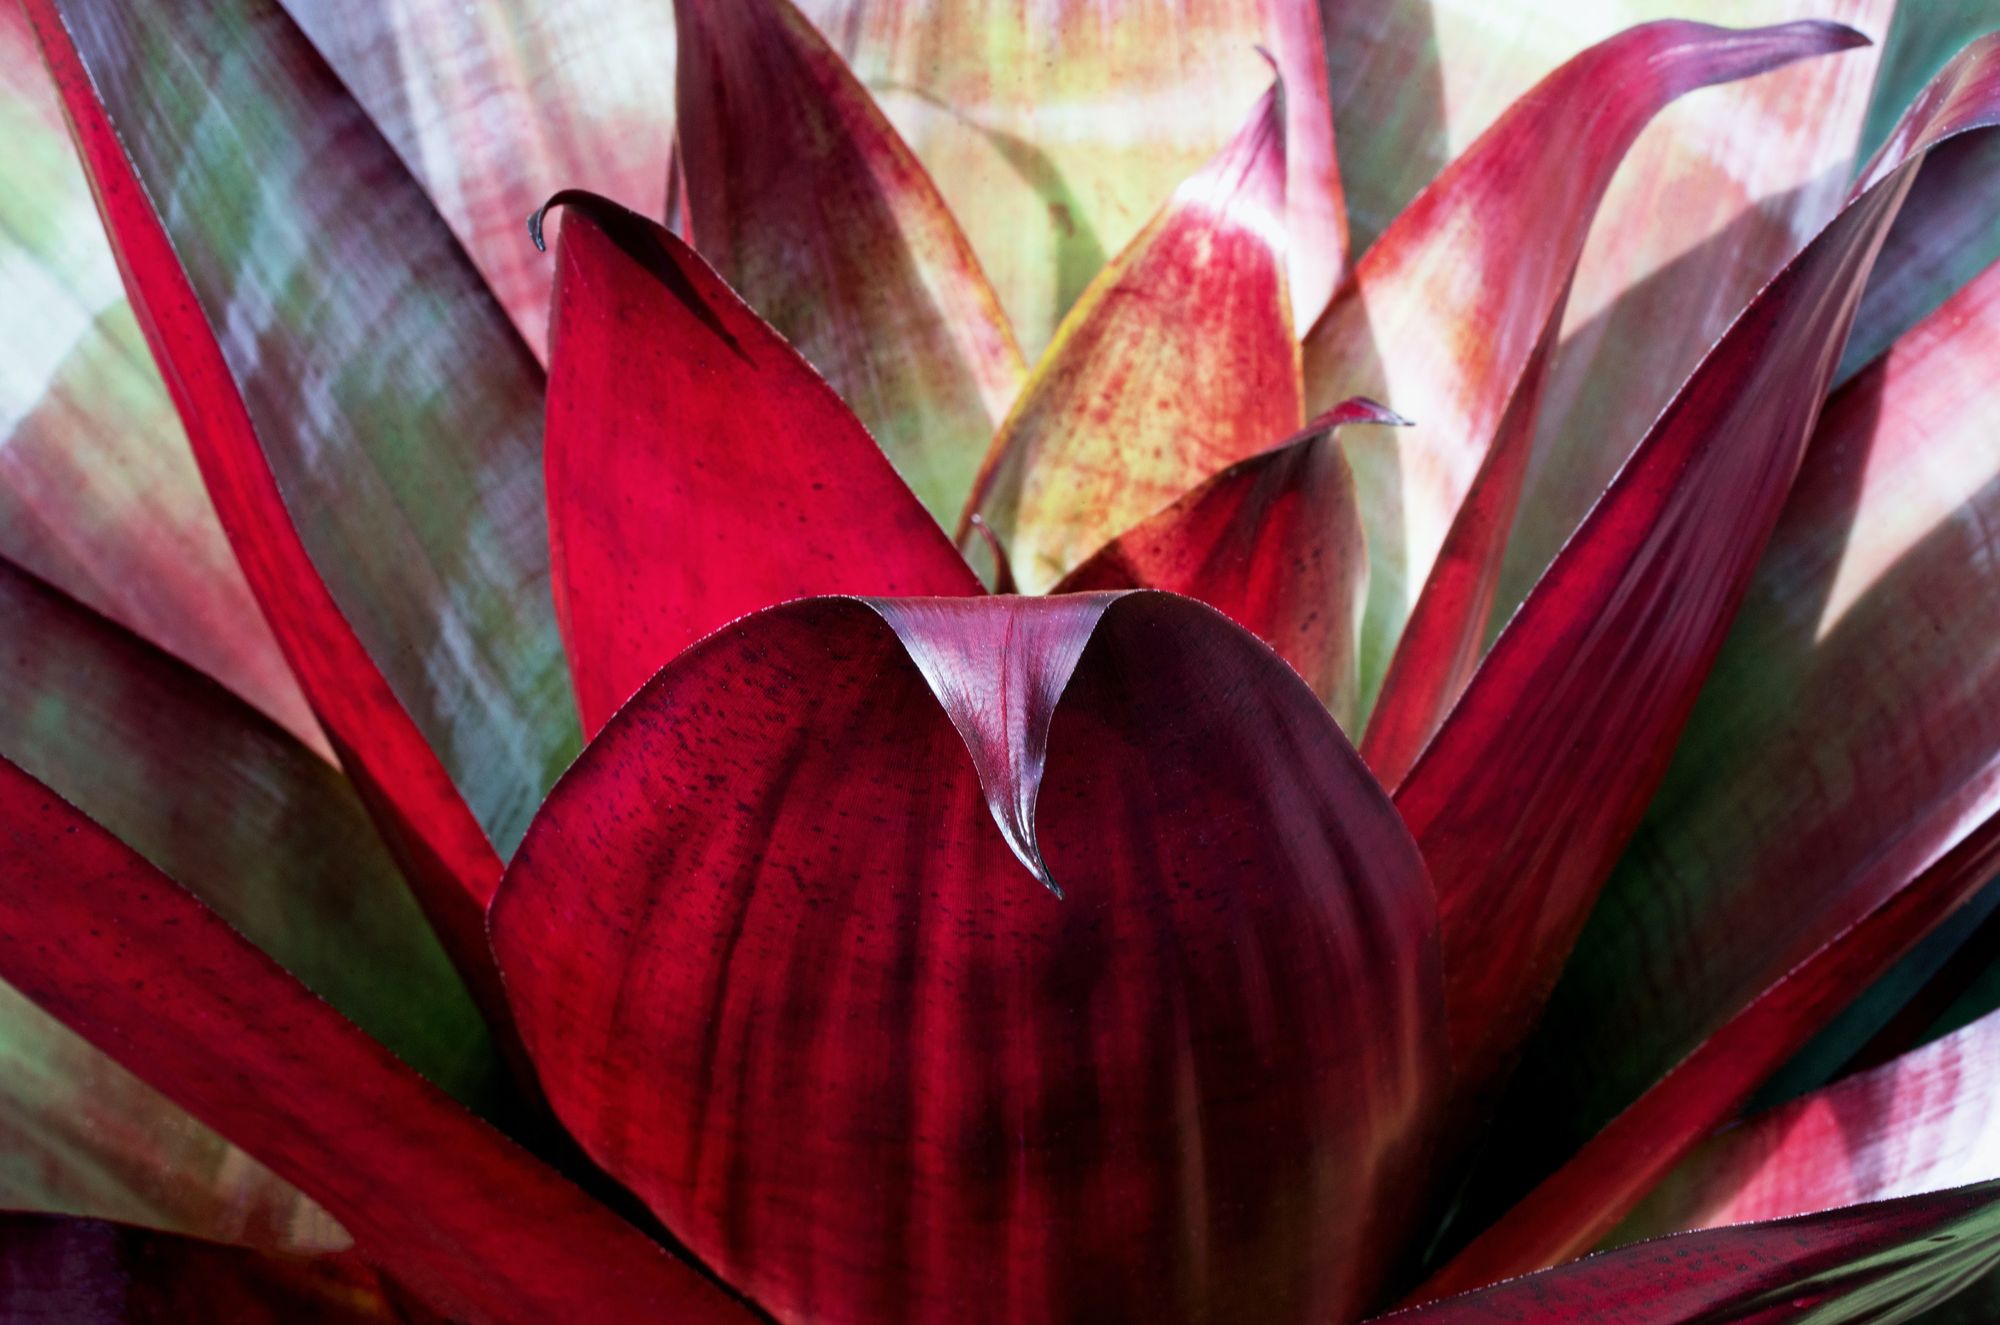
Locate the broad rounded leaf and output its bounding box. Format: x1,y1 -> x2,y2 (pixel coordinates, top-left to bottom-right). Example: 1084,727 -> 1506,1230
0,759 -> 757,1325
967,85 -> 1301,593
675,0 -> 1025,526
494,592 -> 1444,1324
1056,399 -> 1402,728
538,193 -> 981,736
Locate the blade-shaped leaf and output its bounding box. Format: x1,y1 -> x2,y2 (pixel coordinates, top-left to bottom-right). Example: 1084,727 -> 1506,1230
1303,18 -> 1869,723
537,193 -> 981,737
1443,240 -> 2000,1283
0,2 -> 312,748
795,0 -> 1345,351
1393,36 -> 2000,1112
0,555 -> 496,1102
967,85 -> 1301,593
27,0 -> 578,1007
674,0 -> 1024,526
0,1215 -> 426,1324
1056,399 -> 1401,728
0,981 -> 342,1254
1623,1003 -> 2000,1243
492,592 -> 1444,1324
0,758 -> 758,1325
282,0 -> 680,360
1378,1182 -> 2000,1324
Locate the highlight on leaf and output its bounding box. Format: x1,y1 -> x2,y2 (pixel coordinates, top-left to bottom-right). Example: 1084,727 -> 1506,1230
6,3 -> 2000,1322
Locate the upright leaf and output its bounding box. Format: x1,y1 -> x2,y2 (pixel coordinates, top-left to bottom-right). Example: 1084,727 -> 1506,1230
1303,18 -> 1870,722
0,759 -> 758,1325
795,0 -> 1345,351
1057,399 -> 1401,727
1393,37 -> 2000,1111
493,593 -> 1444,1324
1382,1182 -> 2000,1324
0,2 -> 311,747
27,0 -> 579,1008
674,0 -> 1024,526
537,194 -> 981,736
967,85 -> 1300,593
283,0 -> 681,359
1460,241 -> 2000,1276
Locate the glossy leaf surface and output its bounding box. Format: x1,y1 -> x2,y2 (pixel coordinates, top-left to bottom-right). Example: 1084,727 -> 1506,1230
968,86 -> 1300,593
26,0 -> 576,871
0,557 -> 495,1102
0,759 -> 757,1325
494,593 -> 1444,1324
0,2 -> 311,747
0,1215 -> 425,1324
675,0 -> 1024,525
283,0 -> 682,359
1379,1182 -> 2000,1324
1473,228 -> 2000,1268
1304,18 -> 1869,719
539,194 -> 982,737
1394,35 -> 2000,1113
1056,399 -> 1399,728
1625,1004 -> 2000,1242
795,0 -> 1343,353
0,980 -> 341,1254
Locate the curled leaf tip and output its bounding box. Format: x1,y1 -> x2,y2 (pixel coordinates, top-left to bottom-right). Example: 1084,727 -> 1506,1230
967,514 -> 1019,594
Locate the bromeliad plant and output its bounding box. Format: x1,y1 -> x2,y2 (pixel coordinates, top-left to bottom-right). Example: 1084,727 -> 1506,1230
3,0 -> 2000,1320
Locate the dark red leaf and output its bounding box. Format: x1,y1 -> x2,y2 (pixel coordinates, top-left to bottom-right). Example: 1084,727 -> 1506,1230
1393,33 -> 2000,1113
0,1214 -> 429,1324
493,592 -> 1444,1324
1375,1181 -> 2000,1324
537,193 -> 981,737
1055,399 -> 1404,726
0,759 -> 757,1325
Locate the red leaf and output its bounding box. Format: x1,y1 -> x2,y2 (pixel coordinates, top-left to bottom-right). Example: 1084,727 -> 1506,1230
1303,19 -> 1869,721
1374,1182 -> 2000,1324
24,0 -> 566,1026
493,592 -> 1444,1324
966,84 -> 1302,592
0,759 -> 756,1325
0,1214 -> 429,1324
538,193 -> 982,737
674,0 -> 1024,525
1056,399 -> 1404,726
1392,33 -> 2000,1113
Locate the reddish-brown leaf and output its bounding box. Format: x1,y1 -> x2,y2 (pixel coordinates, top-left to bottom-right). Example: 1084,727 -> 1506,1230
1393,34 -> 2000,1116
538,193 -> 982,736
1056,399 -> 1402,727
493,592 -> 1444,1324
0,759 -> 757,1325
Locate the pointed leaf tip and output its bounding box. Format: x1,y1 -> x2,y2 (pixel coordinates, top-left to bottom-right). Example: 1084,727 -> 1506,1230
866,594 -> 1127,897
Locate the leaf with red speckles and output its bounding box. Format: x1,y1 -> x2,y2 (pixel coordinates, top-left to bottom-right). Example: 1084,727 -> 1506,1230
1374,1181 -> 2000,1324
967,85 -> 1302,593
537,193 -> 982,737
1622,1002 -> 2000,1246
0,1214 -> 433,1324
674,0 -> 1024,526
1302,19 -> 1871,722
492,592 -> 1444,1324
1392,30 -> 2000,1170
1056,399 -> 1402,728
25,0 -> 579,1024
0,757 -> 758,1325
